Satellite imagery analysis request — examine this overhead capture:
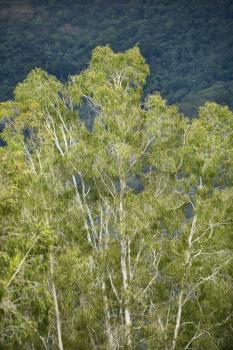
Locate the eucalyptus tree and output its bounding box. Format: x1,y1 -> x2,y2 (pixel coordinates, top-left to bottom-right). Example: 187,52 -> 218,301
0,100 -> 53,349
137,97 -> 233,349
0,46 -> 232,350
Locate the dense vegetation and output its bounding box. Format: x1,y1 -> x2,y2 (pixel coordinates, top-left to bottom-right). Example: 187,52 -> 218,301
0,46 -> 233,349
0,0 -> 233,115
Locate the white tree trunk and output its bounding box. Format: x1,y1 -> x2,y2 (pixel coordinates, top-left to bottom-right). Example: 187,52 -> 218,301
102,281 -> 116,350
121,239 -> 132,349
172,288 -> 184,350
50,254 -> 64,350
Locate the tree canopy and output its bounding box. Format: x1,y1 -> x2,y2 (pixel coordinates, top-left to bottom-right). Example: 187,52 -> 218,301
0,46 -> 233,349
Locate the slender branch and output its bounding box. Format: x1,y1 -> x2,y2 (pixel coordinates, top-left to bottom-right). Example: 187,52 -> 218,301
6,247 -> 33,289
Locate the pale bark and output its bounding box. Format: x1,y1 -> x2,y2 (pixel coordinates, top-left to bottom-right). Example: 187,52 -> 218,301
171,288 -> 184,350
50,254 -> 64,350
102,281 -> 116,350
121,239 -> 132,349
172,213 -> 197,350
119,177 -> 132,348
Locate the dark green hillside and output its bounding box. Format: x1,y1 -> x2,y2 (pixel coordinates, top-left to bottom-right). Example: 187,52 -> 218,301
0,0 -> 232,115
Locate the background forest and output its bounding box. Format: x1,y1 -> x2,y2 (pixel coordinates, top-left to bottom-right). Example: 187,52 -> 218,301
0,0 -> 233,116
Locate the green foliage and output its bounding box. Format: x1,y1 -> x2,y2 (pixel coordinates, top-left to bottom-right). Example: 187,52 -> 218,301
0,46 -> 233,349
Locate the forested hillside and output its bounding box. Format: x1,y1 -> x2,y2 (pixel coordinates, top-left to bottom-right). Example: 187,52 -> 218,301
0,0 -> 233,115
0,46 -> 233,349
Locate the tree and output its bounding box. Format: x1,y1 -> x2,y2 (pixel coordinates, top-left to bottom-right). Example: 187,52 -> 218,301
0,46 -> 232,349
